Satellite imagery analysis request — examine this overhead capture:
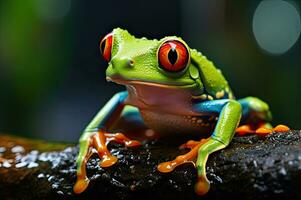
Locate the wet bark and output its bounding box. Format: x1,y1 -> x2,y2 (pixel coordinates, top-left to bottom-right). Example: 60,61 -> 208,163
0,131 -> 301,200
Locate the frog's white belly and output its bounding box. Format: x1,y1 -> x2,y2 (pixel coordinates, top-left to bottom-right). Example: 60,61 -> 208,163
124,83 -> 217,135
139,109 -> 216,135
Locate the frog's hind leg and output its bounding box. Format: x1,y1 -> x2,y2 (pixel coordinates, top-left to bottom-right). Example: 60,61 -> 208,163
236,97 -> 290,136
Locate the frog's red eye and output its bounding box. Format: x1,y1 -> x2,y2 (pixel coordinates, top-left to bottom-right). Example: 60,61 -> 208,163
100,33 -> 113,61
158,40 -> 189,72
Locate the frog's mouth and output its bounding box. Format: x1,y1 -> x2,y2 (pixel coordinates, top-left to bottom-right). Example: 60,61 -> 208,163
106,76 -> 196,89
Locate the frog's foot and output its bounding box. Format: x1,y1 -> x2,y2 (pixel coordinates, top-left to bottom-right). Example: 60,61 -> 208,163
158,137 -> 226,195
236,123 -> 290,136
157,138 -> 210,173
73,130 -> 141,194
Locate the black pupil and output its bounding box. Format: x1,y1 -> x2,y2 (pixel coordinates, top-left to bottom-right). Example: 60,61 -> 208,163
168,48 -> 178,65
100,39 -> 106,54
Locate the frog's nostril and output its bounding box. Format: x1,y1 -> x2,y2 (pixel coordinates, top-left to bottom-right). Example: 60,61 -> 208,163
111,57 -> 134,69
129,59 -> 134,67
122,58 -> 134,68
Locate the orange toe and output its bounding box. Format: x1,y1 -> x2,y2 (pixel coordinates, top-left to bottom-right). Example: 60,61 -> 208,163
236,125 -> 254,136
73,177 -> 90,194
125,140 -> 141,147
194,176 -> 210,196
255,127 -> 272,136
100,155 -> 118,167
273,124 -> 290,132
157,161 -> 176,173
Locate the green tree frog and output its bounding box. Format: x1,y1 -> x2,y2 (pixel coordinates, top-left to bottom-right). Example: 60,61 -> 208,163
73,28 -> 289,195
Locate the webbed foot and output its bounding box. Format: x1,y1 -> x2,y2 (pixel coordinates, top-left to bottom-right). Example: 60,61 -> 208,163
73,130 -> 141,194
157,138 -> 210,173
157,137 -> 226,195
157,138 -> 212,195
236,123 -> 290,136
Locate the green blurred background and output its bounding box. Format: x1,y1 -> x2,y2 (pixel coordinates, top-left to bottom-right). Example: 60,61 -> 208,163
0,0 -> 300,142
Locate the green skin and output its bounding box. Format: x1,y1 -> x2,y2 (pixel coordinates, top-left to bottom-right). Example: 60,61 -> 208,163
76,28 -> 272,194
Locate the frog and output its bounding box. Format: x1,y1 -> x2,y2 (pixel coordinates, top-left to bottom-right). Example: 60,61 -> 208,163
73,28 -> 290,195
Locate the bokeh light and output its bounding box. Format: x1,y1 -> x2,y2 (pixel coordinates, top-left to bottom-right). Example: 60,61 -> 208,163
253,0 -> 301,54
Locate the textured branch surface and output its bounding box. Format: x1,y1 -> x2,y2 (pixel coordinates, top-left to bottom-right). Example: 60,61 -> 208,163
0,131 -> 301,200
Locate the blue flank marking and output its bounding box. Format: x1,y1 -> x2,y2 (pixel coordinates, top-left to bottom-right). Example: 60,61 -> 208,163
99,91 -> 128,128
193,98 -> 250,119
192,99 -> 231,114
237,99 -> 250,118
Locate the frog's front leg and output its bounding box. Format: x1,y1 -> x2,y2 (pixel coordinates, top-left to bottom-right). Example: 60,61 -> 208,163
73,91 -> 141,194
158,99 -> 242,195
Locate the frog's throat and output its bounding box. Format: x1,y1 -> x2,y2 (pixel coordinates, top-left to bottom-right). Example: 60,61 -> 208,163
106,76 -> 197,89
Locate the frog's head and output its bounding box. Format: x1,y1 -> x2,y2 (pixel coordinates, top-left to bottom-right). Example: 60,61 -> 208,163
100,28 -> 202,94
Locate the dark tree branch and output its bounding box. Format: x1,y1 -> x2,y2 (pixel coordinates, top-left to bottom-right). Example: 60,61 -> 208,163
0,131 -> 301,200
